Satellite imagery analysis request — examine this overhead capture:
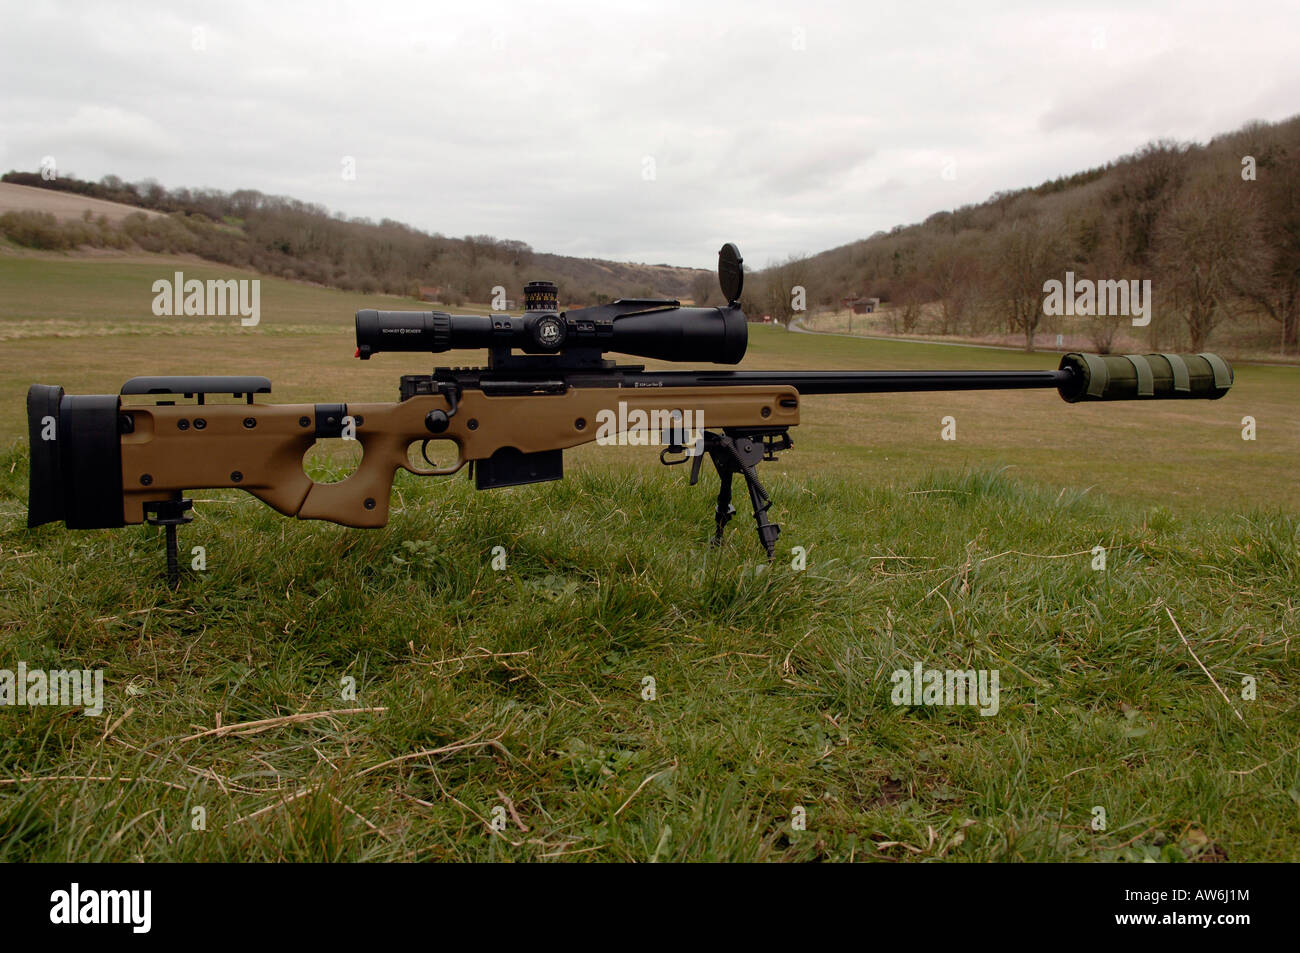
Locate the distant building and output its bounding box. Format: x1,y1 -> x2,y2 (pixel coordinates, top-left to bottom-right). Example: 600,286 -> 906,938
842,296 -> 880,314
418,285 -> 444,301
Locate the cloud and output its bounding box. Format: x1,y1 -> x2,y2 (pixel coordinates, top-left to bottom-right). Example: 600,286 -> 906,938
39,105 -> 181,160
0,0 -> 1297,268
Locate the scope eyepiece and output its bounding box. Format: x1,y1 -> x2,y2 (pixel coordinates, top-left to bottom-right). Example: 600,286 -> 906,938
355,309 -> 452,358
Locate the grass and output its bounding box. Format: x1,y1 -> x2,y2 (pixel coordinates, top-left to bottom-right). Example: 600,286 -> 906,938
2,254 -> 1298,861
2,456 -> 1297,861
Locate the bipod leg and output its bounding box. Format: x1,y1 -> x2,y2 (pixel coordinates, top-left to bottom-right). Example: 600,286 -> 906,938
711,463 -> 737,545
164,523 -> 180,588
738,464 -> 780,560
144,492 -> 194,589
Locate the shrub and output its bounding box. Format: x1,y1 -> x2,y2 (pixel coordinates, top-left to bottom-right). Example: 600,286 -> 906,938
0,211 -> 71,249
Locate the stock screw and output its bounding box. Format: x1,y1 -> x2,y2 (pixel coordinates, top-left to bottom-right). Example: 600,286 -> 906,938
575,418 -> 586,430
231,471 -> 243,483
298,416 -> 311,427
177,419 -> 190,430
364,497 -> 376,509
353,414 -> 364,425
140,474 -> 153,486
243,417 -> 257,429
467,418 -> 479,431
761,406 -> 771,418
194,418 -> 207,430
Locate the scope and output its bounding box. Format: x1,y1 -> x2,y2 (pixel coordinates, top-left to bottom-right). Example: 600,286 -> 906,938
356,243 -> 750,367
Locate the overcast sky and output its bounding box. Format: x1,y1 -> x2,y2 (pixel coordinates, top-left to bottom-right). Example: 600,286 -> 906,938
2,0 -> 1297,269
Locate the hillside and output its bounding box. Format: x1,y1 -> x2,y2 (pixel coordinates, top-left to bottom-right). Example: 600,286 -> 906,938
0,172 -> 708,306
741,115 -> 1300,358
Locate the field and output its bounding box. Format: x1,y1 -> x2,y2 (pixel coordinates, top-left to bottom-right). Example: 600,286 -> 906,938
2,254 -> 1298,861
0,182 -> 164,223
800,305 -> 1300,368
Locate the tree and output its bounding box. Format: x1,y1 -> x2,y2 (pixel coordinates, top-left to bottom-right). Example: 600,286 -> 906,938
750,254 -> 811,327
1074,209 -> 1132,354
1112,140 -> 1192,267
1154,167 -> 1266,351
1232,132 -> 1300,350
892,273 -> 927,333
690,271 -> 716,306
928,234 -> 978,335
991,218 -> 1066,351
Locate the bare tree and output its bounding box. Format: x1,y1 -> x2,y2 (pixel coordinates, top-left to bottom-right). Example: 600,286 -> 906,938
690,271 -> 716,306
892,273 -> 927,333
749,254 -> 812,327
1114,140 -> 1193,267
1082,211 -> 1132,354
1230,130 -> 1300,350
991,218 -> 1066,351
1154,168 -> 1266,351
928,234 -> 978,335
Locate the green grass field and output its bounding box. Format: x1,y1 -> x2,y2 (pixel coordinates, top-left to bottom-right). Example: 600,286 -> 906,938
2,254 -> 1298,861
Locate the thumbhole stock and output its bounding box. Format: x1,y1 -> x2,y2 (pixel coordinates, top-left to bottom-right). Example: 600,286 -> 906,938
302,437 -> 364,484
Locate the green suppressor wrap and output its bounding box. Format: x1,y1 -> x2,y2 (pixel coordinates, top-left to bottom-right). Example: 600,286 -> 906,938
1057,352 -> 1233,402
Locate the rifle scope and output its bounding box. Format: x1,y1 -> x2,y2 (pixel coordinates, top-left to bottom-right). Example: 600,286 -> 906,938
356,243 -> 750,365
355,298 -> 749,365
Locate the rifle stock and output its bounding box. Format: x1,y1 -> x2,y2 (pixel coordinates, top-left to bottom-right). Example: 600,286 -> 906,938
108,384 -> 798,528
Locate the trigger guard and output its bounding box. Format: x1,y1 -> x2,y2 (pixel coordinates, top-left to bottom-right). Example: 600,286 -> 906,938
402,439 -> 465,476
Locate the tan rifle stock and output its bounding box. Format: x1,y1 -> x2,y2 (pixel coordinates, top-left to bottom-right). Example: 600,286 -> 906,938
119,385 -> 799,527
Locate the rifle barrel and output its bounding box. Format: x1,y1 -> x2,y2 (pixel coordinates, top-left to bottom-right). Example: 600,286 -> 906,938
622,368 -> 1074,395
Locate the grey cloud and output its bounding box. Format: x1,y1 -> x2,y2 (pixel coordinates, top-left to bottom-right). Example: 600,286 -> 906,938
1,0 -> 1297,269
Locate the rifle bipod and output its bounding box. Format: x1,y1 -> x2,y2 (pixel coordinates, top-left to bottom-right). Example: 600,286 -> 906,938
144,493 -> 193,588
662,428 -> 792,559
